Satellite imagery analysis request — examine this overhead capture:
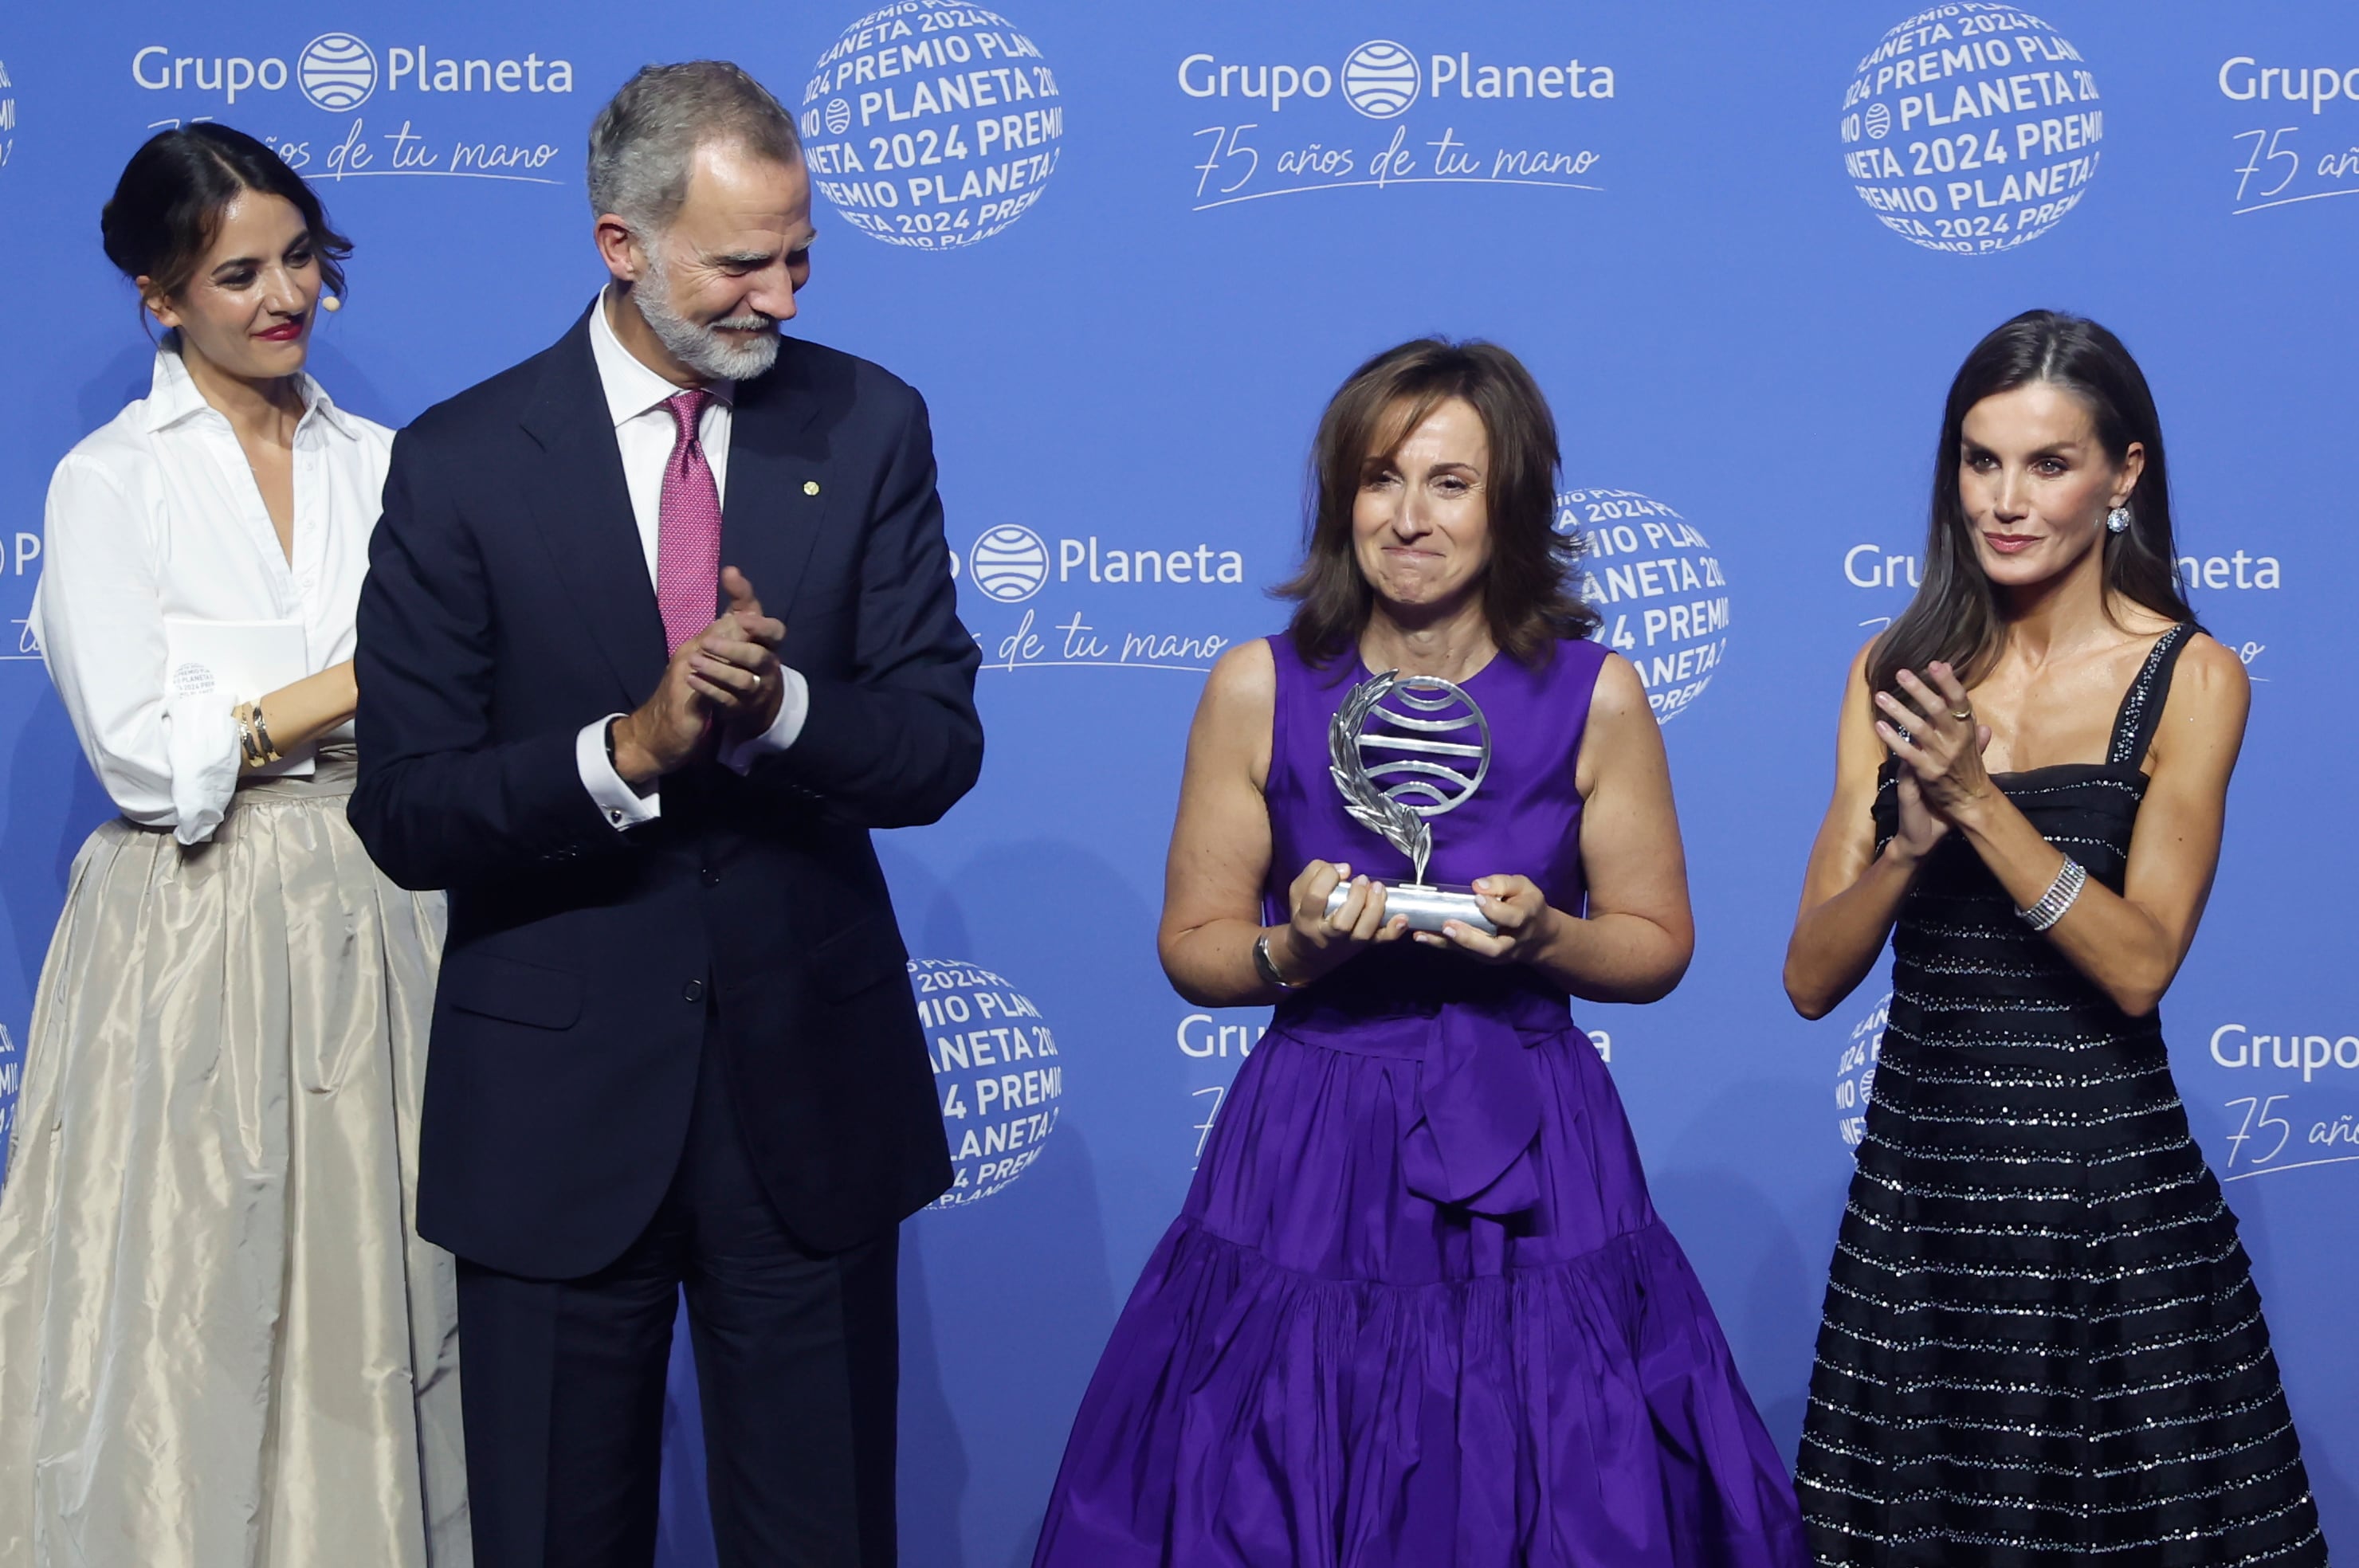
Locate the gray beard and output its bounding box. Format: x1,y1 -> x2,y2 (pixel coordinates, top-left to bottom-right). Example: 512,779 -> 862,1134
634,250 -> 780,382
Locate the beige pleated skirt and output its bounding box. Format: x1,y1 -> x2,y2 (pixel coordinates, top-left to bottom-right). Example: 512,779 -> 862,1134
0,747 -> 469,1566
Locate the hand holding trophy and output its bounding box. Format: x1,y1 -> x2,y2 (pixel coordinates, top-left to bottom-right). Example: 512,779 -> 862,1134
1323,668 -> 1500,935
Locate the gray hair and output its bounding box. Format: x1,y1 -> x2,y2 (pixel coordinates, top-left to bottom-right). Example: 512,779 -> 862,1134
587,61 -> 802,233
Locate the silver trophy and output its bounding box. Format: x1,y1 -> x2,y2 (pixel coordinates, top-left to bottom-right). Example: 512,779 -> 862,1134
1323,669 -> 1498,935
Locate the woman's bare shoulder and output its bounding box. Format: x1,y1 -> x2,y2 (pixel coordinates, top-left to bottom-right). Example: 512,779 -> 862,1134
2164,631 -> 2251,719
1203,637 -> 1277,711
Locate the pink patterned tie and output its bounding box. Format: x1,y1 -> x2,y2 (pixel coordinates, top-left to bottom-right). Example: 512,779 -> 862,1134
656,388 -> 722,654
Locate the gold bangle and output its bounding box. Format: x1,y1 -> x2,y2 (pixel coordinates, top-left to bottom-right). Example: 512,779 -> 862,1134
234,704 -> 262,768
249,702 -> 281,763
233,702 -> 281,769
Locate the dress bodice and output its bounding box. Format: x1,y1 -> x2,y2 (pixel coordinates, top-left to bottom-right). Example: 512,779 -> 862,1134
1873,624 -> 2193,1053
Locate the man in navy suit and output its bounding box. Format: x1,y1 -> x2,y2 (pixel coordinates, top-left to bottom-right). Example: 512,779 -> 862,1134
348,61 -> 979,1568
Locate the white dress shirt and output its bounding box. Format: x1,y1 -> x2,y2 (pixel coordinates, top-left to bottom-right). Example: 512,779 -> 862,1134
33,344 -> 391,845
575,288 -> 809,829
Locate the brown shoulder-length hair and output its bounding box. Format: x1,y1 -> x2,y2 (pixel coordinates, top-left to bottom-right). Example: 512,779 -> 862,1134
1278,338 -> 1596,670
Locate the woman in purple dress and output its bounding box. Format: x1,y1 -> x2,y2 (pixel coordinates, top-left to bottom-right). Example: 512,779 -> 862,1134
1033,340 -> 1805,1566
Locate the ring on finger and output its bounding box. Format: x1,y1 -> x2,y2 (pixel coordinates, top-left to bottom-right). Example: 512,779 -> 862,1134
1949,706 -> 1972,721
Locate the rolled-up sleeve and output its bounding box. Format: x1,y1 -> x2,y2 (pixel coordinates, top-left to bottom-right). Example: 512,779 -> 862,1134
34,455 -> 241,842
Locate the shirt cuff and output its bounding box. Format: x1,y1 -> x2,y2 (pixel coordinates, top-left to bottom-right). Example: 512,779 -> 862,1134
164,700 -> 245,846
718,667 -> 810,775
577,715 -> 661,829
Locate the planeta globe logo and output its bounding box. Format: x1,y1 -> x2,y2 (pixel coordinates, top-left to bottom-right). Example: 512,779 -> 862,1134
1348,676 -> 1491,816
0,57 -> 16,177
1835,993 -> 1889,1147
1839,5 -> 2102,255
1340,39 -> 1419,118
0,1021 -> 19,1165
968,524 -> 1051,603
909,960 -> 1062,1208
1556,488 -> 1731,723
800,0 -> 1064,251
297,32 -> 378,112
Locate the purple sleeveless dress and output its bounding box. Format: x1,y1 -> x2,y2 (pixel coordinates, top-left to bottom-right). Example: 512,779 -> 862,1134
1034,634 -> 1806,1567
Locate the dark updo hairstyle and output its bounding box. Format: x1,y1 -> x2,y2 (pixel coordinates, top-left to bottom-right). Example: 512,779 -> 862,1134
1280,338 -> 1596,671
1870,309 -> 2194,705
100,123 -> 351,308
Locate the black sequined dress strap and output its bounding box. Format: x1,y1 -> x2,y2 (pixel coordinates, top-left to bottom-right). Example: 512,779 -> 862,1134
2104,622 -> 2196,769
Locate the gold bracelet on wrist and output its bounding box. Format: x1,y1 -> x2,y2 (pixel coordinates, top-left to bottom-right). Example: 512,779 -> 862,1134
233,702 -> 282,770
249,702 -> 281,763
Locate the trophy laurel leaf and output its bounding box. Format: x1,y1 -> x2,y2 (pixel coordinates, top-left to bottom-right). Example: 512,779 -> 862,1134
1328,671 -> 1435,884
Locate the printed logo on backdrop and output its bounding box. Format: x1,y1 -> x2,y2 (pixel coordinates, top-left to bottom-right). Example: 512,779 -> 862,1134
130,31 -> 575,185
799,1 -> 1062,251
1835,994 -> 1887,1147
2220,55 -> 2359,216
2205,1022 -> 2359,1182
1176,1009 -> 1611,1171
1839,5 -> 2102,253
1182,33 -> 1612,211
1838,538 -> 2280,676
911,960 -> 1061,1206
6,526 -> 40,663
297,34 -> 377,111
1556,489 -> 1728,722
0,55 -> 18,174
956,523 -> 1251,674
0,1023 -> 19,1171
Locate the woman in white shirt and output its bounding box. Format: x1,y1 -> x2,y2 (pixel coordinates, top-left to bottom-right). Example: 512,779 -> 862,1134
0,125 -> 465,1566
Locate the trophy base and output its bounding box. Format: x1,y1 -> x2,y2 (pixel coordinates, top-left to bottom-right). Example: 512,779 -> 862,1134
1322,880 -> 1497,936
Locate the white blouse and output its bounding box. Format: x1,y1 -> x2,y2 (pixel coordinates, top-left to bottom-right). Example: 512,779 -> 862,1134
33,344 -> 393,845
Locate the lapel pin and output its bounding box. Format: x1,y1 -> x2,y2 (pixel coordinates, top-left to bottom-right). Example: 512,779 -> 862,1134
803,480 -> 821,496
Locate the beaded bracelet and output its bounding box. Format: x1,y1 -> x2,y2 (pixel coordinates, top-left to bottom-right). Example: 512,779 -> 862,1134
2016,856 -> 2086,932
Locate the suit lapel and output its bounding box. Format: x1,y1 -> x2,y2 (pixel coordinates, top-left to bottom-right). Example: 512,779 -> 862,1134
723,343 -> 830,626
518,309 -> 666,711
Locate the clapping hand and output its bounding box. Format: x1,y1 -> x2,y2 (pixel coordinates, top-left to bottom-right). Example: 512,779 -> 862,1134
609,568 -> 788,784
685,566 -> 787,743
1873,662 -> 1995,858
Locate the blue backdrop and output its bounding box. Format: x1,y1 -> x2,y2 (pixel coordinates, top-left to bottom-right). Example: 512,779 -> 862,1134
1,3 -> 2354,1563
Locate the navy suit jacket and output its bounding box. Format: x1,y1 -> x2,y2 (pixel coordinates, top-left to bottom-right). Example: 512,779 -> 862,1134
349,308 -> 978,1279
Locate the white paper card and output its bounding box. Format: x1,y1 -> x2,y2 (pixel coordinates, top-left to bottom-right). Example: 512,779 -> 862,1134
163,617 -> 315,778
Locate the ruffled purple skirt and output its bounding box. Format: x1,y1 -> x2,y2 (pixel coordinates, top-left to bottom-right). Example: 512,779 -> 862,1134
1034,997 -> 1806,1567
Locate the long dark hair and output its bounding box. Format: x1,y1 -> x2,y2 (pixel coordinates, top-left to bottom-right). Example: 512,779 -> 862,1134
1279,338 -> 1596,670
100,123 -> 351,307
1870,310 -> 2193,704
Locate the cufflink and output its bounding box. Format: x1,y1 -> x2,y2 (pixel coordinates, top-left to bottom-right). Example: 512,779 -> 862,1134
803,480 -> 820,496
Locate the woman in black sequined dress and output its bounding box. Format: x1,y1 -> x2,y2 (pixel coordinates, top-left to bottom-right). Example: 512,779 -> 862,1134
1782,311 -> 2324,1566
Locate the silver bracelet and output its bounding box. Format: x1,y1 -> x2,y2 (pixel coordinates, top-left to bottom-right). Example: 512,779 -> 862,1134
2016,857 -> 2087,932
1252,931 -> 1301,990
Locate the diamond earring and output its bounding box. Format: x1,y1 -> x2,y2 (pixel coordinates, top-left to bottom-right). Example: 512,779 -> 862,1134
2105,506 -> 2131,534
